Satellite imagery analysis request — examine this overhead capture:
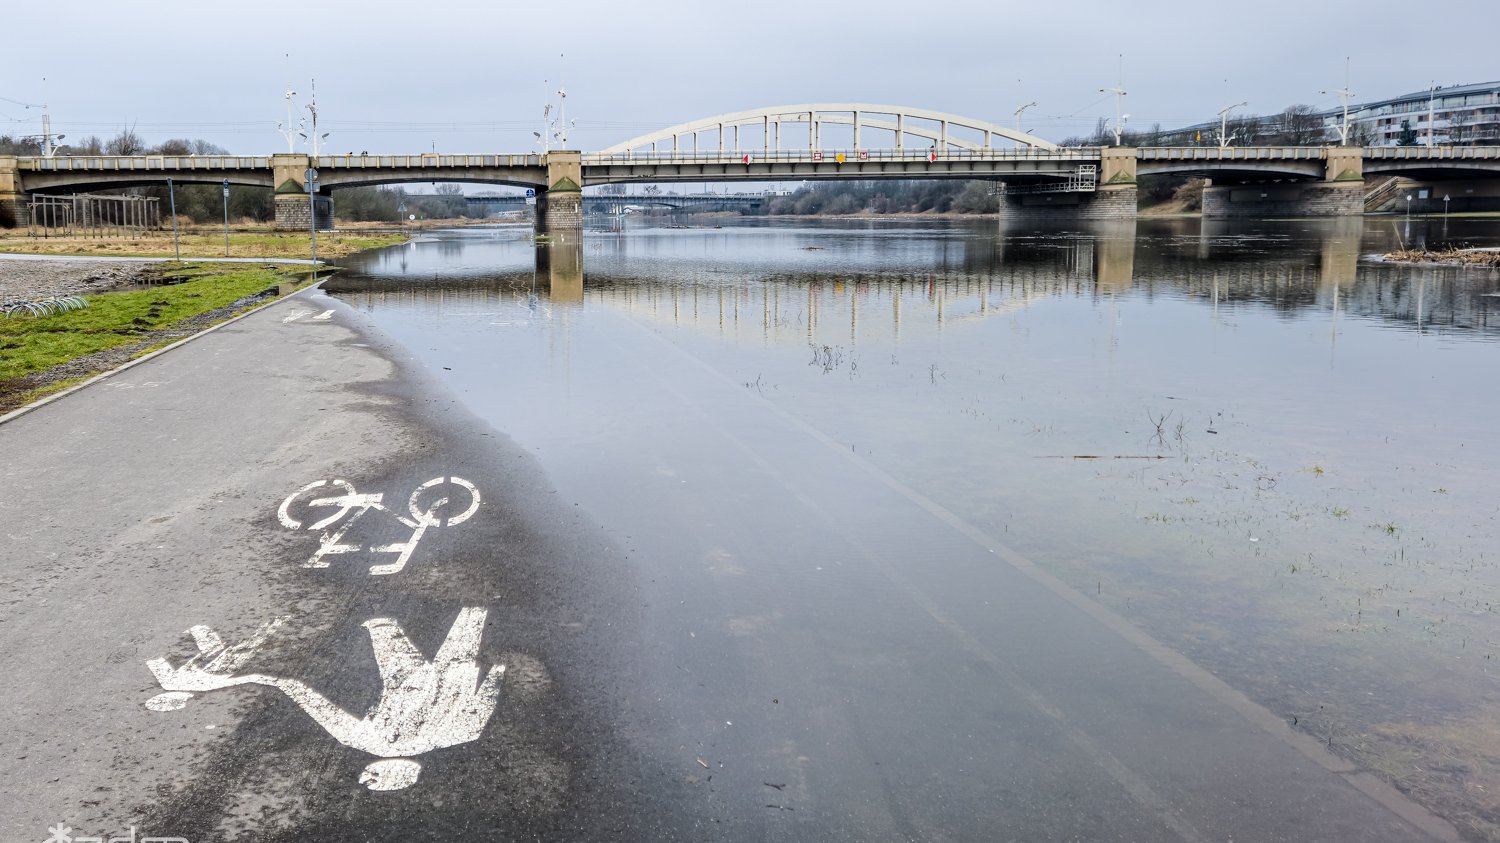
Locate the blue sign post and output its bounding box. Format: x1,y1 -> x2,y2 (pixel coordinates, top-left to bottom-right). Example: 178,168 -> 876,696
222,179 -> 230,257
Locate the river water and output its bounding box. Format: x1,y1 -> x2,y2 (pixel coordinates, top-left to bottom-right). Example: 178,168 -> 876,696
330,215 -> 1500,839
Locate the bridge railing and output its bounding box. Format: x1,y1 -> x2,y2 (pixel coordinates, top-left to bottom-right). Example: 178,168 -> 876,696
18,155 -> 272,171
1363,146 -> 1500,160
315,154 -> 542,169
1135,147 -> 1326,161
582,148 -> 1102,165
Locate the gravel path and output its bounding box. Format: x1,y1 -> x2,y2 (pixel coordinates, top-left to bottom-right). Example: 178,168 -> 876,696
0,259 -> 158,298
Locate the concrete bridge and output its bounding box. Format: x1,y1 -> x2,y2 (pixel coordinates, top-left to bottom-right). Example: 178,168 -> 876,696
4,103 -> 1500,230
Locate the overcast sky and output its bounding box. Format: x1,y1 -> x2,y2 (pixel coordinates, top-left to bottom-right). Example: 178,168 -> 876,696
4,0 -> 1496,155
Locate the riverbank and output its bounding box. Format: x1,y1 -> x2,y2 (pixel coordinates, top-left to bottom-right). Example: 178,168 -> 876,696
0,227 -> 406,259
0,261 -> 318,413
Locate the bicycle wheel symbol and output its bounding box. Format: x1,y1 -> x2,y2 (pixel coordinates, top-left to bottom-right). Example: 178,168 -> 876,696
409,477 -> 481,527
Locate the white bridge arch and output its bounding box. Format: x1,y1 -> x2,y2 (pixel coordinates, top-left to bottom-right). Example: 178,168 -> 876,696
597,103 -> 1058,156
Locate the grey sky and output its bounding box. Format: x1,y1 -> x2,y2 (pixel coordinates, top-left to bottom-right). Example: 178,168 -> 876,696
5,0 -> 1496,154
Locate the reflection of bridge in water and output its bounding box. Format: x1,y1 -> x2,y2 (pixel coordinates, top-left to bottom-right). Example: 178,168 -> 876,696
327,219 -> 1499,340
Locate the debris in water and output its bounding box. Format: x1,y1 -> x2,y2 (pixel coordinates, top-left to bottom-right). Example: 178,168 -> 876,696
697,757 -> 709,768
764,782 -> 787,791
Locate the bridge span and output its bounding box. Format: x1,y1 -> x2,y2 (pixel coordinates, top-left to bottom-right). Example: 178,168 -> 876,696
4,101 -> 1500,230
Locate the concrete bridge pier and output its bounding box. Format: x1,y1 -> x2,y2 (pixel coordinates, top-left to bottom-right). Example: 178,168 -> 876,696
996,147 -> 1138,223
271,153 -> 335,231
1202,147 -> 1364,218
0,156 -> 28,228
535,151 -> 583,235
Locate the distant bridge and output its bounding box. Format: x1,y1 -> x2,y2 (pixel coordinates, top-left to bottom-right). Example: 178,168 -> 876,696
5,102 -> 1500,229
466,193 -> 771,215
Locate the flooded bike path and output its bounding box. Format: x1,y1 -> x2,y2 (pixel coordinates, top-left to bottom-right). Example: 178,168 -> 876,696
335,228 -> 1465,839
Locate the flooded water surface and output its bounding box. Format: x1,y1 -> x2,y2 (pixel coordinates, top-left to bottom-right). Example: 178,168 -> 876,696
332,216 -> 1500,839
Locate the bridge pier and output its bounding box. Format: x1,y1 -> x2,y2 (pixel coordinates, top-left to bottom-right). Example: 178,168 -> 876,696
1202,147 -> 1365,218
271,153 -> 334,231
996,185 -> 1138,223
996,147 -> 1138,223
535,151 -> 583,236
0,156 -> 27,228
273,192 -> 334,231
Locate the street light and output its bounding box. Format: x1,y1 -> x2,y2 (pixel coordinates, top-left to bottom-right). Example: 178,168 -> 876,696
1217,101 -> 1248,149
1405,194 -> 1412,220
1099,54 -> 1127,146
1013,101 -> 1037,135
1320,57 -> 1355,146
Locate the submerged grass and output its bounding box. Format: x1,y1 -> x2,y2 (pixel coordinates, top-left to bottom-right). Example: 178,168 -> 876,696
0,263 -> 304,381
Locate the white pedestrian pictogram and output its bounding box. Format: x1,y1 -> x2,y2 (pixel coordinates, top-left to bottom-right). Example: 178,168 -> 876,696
145,608 -> 506,791
276,476 -> 480,575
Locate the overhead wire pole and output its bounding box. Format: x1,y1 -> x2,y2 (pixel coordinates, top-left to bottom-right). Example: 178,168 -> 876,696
276,54 -> 300,153
1099,54 -> 1127,146
1320,57 -> 1355,146
1427,81 -> 1436,148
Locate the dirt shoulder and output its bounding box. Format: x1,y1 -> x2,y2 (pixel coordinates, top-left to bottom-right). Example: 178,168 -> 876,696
0,228 -> 405,260
0,259 -> 160,298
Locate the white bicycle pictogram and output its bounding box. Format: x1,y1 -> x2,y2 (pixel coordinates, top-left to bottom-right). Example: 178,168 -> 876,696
277,476 -> 481,575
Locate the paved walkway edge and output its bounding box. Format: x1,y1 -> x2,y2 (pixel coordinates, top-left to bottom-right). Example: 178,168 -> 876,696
0,282 -> 321,427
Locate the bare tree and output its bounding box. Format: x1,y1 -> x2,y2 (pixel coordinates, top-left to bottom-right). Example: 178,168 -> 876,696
1277,105 -> 1324,145
105,127 -> 146,155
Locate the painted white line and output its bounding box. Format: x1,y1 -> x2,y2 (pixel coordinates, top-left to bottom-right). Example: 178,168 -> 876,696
144,608 -> 508,792
282,309 -> 313,323
310,310 -> 335,321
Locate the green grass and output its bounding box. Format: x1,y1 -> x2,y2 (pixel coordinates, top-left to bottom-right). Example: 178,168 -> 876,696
0,264 -> 300,381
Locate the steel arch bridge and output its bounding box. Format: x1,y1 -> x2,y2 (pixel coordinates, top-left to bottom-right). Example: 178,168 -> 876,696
596,103 -> 1060,156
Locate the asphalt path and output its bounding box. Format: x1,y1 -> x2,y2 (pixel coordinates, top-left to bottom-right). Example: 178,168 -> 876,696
0,290 -> 691,842
0,284 -> 1463,842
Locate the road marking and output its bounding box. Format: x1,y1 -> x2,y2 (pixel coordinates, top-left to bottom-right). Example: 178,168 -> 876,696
277,476 -> 481,575
144,608 -> 507,791
310,310 -> 335,321
281,309 -> 314,323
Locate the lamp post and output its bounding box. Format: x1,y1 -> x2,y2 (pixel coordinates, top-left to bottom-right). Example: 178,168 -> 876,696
1013,101 -> 1037,136
1405,194 -> 1412,220
1217,101 -> 1248,149
1099,54 -> 1127,146
1320,57 -> 1355,146
222,179 -> 230,257
165,178 -> 180,260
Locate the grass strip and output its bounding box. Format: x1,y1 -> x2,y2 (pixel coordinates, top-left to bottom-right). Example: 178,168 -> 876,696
0,263 -> 304,381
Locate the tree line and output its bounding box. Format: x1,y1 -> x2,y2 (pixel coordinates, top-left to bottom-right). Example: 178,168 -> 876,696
758,180 -> 998,215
